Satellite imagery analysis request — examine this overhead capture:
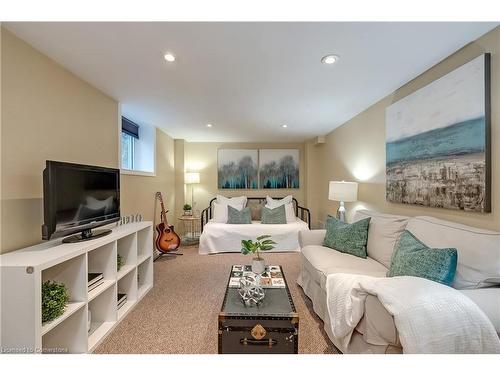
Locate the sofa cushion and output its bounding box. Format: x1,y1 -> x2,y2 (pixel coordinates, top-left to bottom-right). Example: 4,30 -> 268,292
301,245 -> 388,290
353,210 -> 409,268
323,216 -> 371,258
406,216 -> 500,289
388,230 -> 458,286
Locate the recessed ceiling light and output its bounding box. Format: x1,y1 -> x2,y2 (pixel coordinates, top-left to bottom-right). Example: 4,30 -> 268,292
206,123 -> 213,128
282,124 -> 288,128
321,54 -> 339,65
164,53 -> 176,62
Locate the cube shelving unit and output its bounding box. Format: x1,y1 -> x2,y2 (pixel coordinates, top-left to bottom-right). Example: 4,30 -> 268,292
0,221 -> 153,353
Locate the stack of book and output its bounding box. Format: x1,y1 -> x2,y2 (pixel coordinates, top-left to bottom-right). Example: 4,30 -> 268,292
88,273 -> 104,292
117,293 -> 127,310
228,265 -> 286,289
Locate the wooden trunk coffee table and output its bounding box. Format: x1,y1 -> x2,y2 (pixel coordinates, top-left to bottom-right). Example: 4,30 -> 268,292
218,265 -> 299,354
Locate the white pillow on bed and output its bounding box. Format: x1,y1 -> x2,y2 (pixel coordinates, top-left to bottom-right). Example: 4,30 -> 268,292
212,201 -> 245,223
265,195 -> 296,223
216,195 -> 247,207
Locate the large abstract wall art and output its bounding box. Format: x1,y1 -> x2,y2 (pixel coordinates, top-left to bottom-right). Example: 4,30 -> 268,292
385,54 -> 491,212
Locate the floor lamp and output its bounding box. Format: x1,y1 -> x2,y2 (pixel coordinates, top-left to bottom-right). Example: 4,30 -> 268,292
185,172 -> 200,212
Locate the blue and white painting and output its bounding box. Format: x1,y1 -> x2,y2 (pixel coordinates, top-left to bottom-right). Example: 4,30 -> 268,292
259,149 -> 299,189
386,54 -> 490,212
218,149 -> 258,189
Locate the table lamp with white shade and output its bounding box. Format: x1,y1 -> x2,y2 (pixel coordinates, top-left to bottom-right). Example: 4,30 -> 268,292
185,172 -> 200,213
328,181 -> 358,222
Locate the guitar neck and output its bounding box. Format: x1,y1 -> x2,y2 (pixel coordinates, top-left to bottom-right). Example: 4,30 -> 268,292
157,192 -> 169,226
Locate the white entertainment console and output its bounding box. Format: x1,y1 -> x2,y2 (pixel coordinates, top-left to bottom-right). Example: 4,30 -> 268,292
0,222 -> 153,353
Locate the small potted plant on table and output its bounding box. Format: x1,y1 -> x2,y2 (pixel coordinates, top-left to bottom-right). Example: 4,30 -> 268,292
183,203 -> 192,216
241,235 -> 276,274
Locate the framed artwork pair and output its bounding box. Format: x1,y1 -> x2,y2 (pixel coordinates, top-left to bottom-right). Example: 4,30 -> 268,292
218,149 -> 299,189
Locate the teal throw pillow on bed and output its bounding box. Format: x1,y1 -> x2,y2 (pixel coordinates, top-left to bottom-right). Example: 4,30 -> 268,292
227,206 -> 252,224
387,230 -> 457,286
323,215 -> 370,258
261,205 -> 286,224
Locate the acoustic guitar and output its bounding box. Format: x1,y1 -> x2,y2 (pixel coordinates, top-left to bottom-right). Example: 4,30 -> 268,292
155,192 -> 181,254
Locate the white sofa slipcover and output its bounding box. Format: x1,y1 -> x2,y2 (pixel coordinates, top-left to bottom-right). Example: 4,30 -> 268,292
298,210 -> 500,353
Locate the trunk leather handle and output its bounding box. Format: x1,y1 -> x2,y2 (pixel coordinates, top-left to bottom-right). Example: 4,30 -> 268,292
240,338 -> 277,347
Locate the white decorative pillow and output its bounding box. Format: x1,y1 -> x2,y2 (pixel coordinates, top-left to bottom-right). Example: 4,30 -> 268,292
265,195 -> 295,223
266,195 -> 292,208
216,195 -> 247,208
212,201 -> 244,223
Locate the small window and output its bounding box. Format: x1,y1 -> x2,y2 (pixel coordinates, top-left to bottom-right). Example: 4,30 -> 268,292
121,131 -> 135,170
120,116 -> 155,175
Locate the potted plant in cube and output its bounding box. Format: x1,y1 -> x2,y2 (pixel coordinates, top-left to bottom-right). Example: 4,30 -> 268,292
241,235 -> 276,274
42,280 -> 70,324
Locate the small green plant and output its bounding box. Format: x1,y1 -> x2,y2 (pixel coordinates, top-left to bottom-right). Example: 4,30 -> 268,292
117,253 -> 124,271
241,235 -> 277,260
42,280 -> 70,323
183,203 -> 192,211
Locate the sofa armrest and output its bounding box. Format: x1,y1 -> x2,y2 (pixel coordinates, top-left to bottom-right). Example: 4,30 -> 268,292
459,288 -> 500,333
299,229 -> 326,248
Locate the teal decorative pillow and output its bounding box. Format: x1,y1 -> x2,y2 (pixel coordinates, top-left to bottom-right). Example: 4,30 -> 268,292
388,230 -> 458,286
261,205 -> 286,224
323,216 -> 370,258
227,206 -> 252,224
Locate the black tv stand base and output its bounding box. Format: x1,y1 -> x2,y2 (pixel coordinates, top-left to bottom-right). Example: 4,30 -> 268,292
62,228 -> 112,243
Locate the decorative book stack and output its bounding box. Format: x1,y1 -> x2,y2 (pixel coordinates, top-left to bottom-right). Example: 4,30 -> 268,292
88,273 -> 104,292
117,293 -> 127,310
228,265 -> 286,289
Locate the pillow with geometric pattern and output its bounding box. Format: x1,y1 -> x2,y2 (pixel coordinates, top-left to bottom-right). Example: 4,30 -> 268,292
261,205 -> 287,224
227,205 -> 252,224
387,230 -> 457,286
323,215 -> 371,258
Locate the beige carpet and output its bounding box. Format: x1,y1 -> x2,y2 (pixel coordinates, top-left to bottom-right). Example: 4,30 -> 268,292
95,246 -> 339,354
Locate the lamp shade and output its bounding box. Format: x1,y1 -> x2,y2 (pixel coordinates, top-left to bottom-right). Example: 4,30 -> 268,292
328,181 -> 358,202
185,172 -> 200,184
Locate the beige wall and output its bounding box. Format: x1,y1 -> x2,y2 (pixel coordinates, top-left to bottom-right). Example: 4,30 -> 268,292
0,26 -> 3,252
310,26 -> 500,231
1,29 -> 119,253
173,139 -> 185,227
120,128 -> 176,227
183,142 -> 307,214
1,29 -> 176,253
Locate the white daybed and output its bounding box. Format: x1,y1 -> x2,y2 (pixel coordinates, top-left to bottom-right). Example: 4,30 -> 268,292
199,197 -> 311,255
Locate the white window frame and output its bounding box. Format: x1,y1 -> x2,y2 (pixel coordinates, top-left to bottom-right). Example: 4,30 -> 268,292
118,104 -> 156,177
121,131 -> 135,170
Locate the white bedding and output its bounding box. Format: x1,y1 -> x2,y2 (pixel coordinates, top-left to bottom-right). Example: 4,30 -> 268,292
199,218 -> 309,255
326,273 -> 500,354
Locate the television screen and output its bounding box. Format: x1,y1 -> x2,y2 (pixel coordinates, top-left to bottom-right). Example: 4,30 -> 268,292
43,161 -> 120,240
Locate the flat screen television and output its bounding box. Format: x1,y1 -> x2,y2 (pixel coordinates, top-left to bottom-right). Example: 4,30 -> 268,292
42,160 -> 120,243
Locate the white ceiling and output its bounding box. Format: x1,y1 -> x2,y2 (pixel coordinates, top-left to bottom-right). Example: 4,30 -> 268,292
5,22 -> 498,142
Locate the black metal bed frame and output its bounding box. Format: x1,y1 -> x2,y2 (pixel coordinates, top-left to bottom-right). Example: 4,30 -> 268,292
201,197 -> 311,231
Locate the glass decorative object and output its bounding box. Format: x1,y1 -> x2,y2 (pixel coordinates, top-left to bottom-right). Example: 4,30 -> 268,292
238,273 -> 265,307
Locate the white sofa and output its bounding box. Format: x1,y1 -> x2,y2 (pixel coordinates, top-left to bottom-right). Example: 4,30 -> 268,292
297,210 -> 500,354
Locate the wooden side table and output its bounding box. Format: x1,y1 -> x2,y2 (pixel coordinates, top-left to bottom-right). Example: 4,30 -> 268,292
177,215 -> 201,245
